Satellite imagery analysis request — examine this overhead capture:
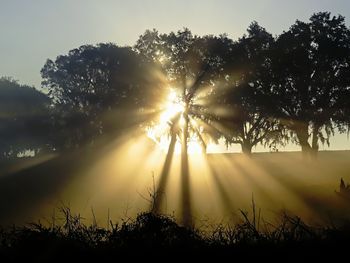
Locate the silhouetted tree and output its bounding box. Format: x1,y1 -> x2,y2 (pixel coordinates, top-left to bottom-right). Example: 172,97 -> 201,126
135,29 -> 232,151
41,43 -> 165,149
270,12 -> 350,156
220,23 -> 284,154
0,77 -> 51,158
136,29 -> 232,225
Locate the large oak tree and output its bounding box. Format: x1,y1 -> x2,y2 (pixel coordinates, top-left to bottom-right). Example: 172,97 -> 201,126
219,23 -> 284,154
41,43 -> 165,149
270,12 -> 350,155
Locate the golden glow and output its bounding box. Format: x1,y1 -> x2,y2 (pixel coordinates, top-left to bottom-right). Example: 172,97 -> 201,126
159,90 -> 185,124
58,142 -> 329,226
147,127 -> 204,155
147,89 -> 204,155
21,118 -> 342,227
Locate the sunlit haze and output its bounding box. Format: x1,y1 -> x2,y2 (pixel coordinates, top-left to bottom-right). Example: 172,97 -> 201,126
2,3 -> 350,257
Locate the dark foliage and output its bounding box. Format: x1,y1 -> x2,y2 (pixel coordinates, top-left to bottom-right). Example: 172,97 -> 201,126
1,208 -> 350,261
2,12 -> 350,158
269,12 -> 350,156
0,77 -> 52,158
219,22 -> 284,154
41,43 -> 166,149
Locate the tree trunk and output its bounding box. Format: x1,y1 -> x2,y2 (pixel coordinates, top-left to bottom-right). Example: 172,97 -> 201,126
295,123 -> 312,158
310,123 -> 320,158
241,141 -> 252,155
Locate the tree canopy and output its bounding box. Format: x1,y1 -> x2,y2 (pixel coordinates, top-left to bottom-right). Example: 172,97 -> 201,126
0,77 -> 51,158
41,43 -> 166,149
135,28 -> 234,149
2,12 -> 350,157
216,22 -> 284,154
269,12 -> 350,155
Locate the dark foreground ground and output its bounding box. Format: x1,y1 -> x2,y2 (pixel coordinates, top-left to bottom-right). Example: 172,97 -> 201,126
1,209 -> 350,262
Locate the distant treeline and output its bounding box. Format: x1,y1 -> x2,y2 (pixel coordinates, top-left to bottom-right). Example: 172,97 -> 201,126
1,12 -> 350,158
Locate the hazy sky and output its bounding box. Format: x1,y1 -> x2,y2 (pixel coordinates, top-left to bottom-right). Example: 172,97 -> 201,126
0,0 -> 350,150
1,0 -> 350,88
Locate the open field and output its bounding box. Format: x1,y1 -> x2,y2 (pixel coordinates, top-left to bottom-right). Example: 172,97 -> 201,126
1,146 -> 350,227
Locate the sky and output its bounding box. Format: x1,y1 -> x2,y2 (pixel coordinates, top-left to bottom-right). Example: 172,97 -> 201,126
2,0 -> 350,88
1,0 -> 350,151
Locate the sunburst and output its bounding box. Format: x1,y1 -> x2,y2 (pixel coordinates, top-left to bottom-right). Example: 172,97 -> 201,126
147,89 -> 206,155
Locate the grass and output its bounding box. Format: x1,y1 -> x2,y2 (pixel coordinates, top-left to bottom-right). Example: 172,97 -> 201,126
1,204 -> 350,262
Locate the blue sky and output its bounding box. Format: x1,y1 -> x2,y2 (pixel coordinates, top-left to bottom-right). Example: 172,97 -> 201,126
1,0 -> 350,150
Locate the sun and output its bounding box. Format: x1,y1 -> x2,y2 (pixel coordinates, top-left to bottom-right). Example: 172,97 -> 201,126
147,90 -> 204,155
159,91 -> 185,124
